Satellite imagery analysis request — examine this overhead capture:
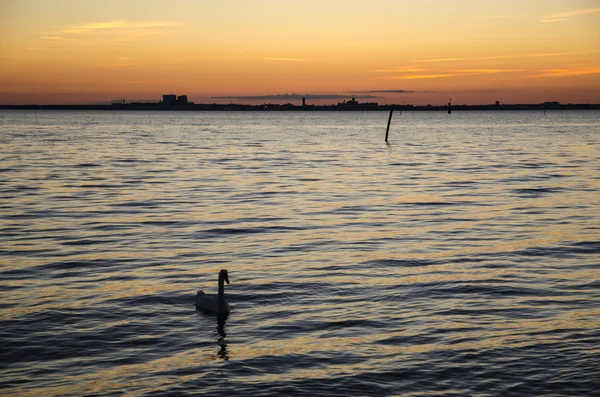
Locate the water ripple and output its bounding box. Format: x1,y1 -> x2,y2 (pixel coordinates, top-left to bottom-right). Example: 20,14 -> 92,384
1,110 -> 599,396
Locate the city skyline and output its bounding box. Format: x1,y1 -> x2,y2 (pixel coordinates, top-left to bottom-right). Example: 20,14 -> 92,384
1,0 -> 599,105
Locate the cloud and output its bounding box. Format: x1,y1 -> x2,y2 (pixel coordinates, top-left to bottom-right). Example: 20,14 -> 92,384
355,89 -> 416,93
467,14 -> 525,20
40,20 -> 178,43
542,7 -> 600,19
377,67 -> 600,80
367,67 -> 424,73
540,18 -> 568,23
93,62 -> 140,68
414,57 -> 476,63
376,69 -> 524,80
453,69 -> 524,73
40,36 -> 76,41
393,51 -> 600,81
414,50 -> 600,63
261,57 -> 307,62
212,93 -> 381,101
532,68 -> 600,78
394,74 -> 459,80
61,20 -> 177,34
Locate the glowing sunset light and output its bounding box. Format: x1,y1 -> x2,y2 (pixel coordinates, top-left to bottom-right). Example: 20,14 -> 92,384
0,0 -> 598,105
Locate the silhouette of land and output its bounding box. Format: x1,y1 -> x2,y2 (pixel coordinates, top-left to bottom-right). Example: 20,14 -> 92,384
1,95 -> 599,111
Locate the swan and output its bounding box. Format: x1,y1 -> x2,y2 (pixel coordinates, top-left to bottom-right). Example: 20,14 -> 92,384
196,269 -> 231,313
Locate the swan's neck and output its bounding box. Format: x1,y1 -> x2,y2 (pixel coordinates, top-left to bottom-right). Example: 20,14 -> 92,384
218,277 -> 225,300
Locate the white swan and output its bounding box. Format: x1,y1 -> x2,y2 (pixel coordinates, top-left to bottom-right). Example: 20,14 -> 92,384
196,269 -> 231,313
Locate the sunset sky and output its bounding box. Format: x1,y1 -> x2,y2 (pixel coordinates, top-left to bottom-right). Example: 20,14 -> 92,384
1,0 -> 599,105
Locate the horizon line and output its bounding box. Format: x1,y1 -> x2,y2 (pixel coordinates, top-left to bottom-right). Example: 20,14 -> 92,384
2,100 -> 598,107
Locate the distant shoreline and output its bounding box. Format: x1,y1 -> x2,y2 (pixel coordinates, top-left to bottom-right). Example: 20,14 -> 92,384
1,103 -> 599,111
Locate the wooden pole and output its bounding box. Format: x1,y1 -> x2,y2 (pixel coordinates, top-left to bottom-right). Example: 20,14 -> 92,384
385,105 -> 395,143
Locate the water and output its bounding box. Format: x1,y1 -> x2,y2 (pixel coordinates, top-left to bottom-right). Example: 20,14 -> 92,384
1,110 -> 599,396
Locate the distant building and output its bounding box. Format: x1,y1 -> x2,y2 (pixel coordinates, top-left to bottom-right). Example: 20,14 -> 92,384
177,95 -> 188,105
495,101 -> 500,106
337,97 -> 378,110
162,94 -> 177,107
543,101 -> 560,110
302,97 -> 306,106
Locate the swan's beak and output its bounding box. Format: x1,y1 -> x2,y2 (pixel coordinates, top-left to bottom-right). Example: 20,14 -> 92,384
225,274 -> 230,284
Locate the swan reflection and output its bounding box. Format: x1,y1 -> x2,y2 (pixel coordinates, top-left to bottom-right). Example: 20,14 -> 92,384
216,312 -> 229,360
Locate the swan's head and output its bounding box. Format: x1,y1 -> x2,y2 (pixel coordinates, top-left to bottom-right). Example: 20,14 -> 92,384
219,269 -> 230,284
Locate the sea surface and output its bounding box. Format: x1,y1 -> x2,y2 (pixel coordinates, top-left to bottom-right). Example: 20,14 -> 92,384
1,110 -> 599,396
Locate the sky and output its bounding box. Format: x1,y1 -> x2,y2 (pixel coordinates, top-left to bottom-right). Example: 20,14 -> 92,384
1,0 -> 599,105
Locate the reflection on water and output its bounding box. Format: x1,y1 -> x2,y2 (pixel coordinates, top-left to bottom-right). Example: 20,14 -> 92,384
0,110 -> 599,396
217,313 -> 229,360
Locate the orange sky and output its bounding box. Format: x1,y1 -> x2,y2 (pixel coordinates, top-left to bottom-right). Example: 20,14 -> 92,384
1,0 -> 599,105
